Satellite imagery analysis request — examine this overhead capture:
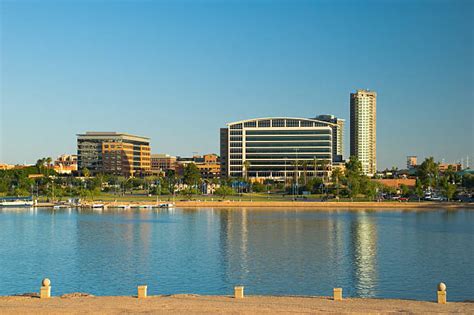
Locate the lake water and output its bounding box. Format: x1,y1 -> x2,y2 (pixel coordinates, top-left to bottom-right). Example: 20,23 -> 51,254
0,207 -> 473,301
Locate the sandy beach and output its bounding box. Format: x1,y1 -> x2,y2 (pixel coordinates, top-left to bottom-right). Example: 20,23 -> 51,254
66,200 -> 474,209
171,201 -> 474,209
0,295 -> 472,314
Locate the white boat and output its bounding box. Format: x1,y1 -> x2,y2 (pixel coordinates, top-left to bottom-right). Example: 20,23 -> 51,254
138,205 -> 154,209
158,203 -> 175,208
92,203 -> 106,209
116,205 -> 131,209
0,198 -> 34,207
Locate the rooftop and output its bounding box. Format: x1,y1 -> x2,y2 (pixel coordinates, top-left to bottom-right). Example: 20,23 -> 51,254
77,132 -> 150,141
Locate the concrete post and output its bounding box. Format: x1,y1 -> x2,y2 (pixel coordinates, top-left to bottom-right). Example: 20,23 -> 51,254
40,278 -> 51,299
333,288 -> 342,301
437,282 -> 447,304
137,285 -> 148,299
234,286 -> 244,299
437,291 -> 446,304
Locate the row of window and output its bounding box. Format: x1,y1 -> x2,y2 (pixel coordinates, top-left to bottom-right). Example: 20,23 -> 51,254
245,154 -> 332,159
246,130 -> 330,135
246,136 -> 331,141
246,142 -> 330,147
246,148 -> 330,153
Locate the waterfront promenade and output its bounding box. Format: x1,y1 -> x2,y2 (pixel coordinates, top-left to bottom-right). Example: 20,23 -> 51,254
1,294 -> 473,314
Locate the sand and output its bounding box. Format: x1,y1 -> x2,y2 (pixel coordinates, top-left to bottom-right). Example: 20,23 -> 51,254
172,201 -> 474,209
0,295 -> 472,314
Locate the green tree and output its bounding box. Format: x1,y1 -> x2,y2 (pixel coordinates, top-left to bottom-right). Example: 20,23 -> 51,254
181,186 -> 198,199
82,167 -> 90,178
345,156 -> 363,199
251,181 -> 266,193
346,156 -> 363,178
417,157 -> 439,188
441,177 -> 457,201
183,163 -> 201,186
400,184 -> 410,197
331,168 -> 344,197
45,157 -> 52,176
461,174 -> 474,189
443,183 -> 456,201
243,160 -> 251,181
364,181 -> 379,200
347,176 -> 360,198
415,178 -> 424,201
214,186 -> 234,199
444,165 -> 456,184
305,177 -> 323,194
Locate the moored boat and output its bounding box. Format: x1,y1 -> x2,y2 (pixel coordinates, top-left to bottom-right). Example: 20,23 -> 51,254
0,197 -> 34,208
158,203 -> 175,208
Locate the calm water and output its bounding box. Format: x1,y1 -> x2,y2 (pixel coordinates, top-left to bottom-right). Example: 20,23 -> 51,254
0,207 -> 473,301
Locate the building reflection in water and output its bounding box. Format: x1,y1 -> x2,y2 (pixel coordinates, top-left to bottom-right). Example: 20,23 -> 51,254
349,211 -> 378,297
217,209 -> 353,295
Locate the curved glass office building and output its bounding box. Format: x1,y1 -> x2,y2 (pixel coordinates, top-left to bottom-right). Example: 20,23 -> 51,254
220,117 -> 338,180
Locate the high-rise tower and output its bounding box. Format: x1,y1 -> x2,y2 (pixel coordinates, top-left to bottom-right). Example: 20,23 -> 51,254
350,90 -> 377,176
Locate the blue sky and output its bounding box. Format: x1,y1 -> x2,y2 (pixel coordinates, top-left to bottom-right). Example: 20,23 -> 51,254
1,0 -> 473,169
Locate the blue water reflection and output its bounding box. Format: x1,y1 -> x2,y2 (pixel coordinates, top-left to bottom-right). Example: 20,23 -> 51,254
0,208 -> 472,301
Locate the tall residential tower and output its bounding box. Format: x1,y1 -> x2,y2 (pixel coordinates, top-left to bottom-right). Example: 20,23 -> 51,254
350,90 -> 377,176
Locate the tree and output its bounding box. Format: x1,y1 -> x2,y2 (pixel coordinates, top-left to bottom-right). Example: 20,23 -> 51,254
417,157 -> 439,188
251,181 -> 266,193
443,183 -> 456,201
331,168 -> 344,197
305,177 -> 323,194
183,163 -> 201,186
415,178 -> 424,201
461,174 -> 474,189
181,187 -> 198,199
347,176 -> 360,198
345,156 -> 363,199
214,186 -> 234,199
243,160 -> 251,181
346,156 -> 363,178
364,181 -> 379,200
82,168 -> 90,178
301,161 -> 308,185
45,157 -> 52,176
441,178 -> 457,201
444,165 -> 456,184
400,184 -> 410,197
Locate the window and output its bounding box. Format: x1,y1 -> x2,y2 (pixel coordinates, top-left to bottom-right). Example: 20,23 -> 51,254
258,120 -> 271,127
272,119 -> 285,127
287,120 -> 300,127
244,121 -> 257,128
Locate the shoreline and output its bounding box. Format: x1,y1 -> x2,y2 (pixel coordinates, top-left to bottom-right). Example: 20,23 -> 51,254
1,294 -> 472,314
172,201 -> 474,209
50,200 -> 474,209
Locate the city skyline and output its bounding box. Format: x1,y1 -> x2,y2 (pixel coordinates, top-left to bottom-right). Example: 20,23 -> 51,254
1,0 -> 473,169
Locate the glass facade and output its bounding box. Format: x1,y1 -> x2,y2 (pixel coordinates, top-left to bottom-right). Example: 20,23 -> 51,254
77,132 -> 151,176
222,118 -> 335,180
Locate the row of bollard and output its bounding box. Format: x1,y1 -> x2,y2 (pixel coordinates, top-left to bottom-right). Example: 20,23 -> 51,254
38,278 -> 448,304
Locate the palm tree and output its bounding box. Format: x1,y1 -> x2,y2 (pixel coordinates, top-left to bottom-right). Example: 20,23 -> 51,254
36,158 -> 45,174
331,168 -> 343,198
321,159 -> 330,183
45,157 -> 52,177
243,160 -> 251,181
302,161 -> 308,185
313,157 -> 318,178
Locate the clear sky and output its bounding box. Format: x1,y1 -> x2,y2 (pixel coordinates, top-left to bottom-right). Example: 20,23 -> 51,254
1,0 -> 473,169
